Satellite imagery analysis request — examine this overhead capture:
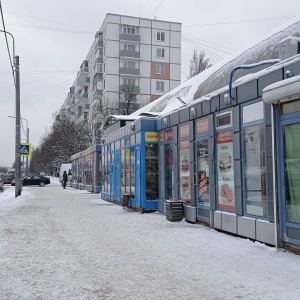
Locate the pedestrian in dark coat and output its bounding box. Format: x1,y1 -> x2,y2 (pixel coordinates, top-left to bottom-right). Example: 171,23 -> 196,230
63,171 -> 68,189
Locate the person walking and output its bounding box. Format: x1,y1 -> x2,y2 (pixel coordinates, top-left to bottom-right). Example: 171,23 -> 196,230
62,170 -> 68,189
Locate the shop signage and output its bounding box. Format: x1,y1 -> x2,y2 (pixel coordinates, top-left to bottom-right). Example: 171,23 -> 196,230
217,130 -> 235,211
196,117 -> 209,134
179,124 -> 189,138
159,132 -> 164,142
145,132 -> 158,142
179,139 -> 190,204
164,129 -> 173,141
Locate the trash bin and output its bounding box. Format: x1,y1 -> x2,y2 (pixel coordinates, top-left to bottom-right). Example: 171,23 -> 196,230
122,194 -> 130,208
166,199 -> 183,222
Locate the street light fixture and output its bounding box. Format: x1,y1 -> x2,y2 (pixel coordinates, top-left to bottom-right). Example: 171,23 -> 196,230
8,116 -> 29,176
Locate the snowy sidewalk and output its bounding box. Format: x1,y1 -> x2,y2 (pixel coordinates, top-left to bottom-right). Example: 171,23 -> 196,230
0,179 -> 300,300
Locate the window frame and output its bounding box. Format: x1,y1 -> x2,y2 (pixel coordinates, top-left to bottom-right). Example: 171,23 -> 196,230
157,31 -> 165,42
156,81 -> 165,91
156,48 -> 165,58
241,100 -> 268,219
156,64 -> 165,75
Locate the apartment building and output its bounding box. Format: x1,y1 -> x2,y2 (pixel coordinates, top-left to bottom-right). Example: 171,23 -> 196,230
57,13 -> 182,141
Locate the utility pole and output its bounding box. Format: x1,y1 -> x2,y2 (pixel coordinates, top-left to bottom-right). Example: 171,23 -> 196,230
15,55 -> 21,197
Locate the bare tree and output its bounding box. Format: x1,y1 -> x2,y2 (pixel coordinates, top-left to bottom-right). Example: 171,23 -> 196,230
189,49 -> 212,79
29,118 -> 92,174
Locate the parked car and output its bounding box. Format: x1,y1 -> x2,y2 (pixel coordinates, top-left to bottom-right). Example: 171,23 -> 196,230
11,175 -> 50,187
2,174 -> 14,184
0,178 -> 3,191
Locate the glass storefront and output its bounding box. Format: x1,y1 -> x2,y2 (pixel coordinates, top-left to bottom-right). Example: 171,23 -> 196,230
243,125 -> 267,217
165,143 -> 173,199
179,140 -> 190,204
283,122 -> 300,224
217,130 -> 235,212
145,144 -> 158,200
197,139 -> 209,207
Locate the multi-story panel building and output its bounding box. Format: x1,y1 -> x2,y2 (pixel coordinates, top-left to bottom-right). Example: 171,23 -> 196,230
56,13 -> 181,142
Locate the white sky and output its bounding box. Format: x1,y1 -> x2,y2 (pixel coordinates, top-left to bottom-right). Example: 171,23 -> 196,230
0,0 -> 300,167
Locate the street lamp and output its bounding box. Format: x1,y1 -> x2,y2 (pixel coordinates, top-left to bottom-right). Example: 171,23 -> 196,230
8,116 -> 29,176
1,29 -> 21,197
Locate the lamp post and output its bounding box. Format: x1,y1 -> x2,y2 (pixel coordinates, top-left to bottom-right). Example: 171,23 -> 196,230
8,116 -> 29,176
1,29 -> 21,197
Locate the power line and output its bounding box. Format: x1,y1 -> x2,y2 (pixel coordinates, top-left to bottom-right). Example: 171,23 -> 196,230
182,35 -> 233,55
138,0 -> 152,16
0,1 -> 15,83
0,70 -> 77,75
182,34 -> 236,51
0,76 -> 74,113
182,37 -> 224,60
5,10 -> 93,31
183,16 -> 295,28
6,21 -> 94,34
151,0 -> 166,18
0,72 -> 76,89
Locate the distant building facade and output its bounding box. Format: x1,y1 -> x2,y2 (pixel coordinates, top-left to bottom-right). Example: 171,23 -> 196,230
56,14 -> 182,142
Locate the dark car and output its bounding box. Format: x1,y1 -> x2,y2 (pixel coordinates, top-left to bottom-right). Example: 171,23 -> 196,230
2,174 -> 14,184
11,175 -> 50,187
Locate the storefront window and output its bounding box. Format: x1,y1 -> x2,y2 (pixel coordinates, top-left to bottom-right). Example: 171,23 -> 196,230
165,144 -> 173,199
179,140 -> 190,204
121,148 -> 126,195
130,146 -> 135,196
217,131 -> 235,211
243,125 -> 266,217
284,122 -> 300,224
145,144 -> 159,200
281,99 -> 300,115
197,139 -> 209,207
125,147 -> 130,194
106,153 -> 110,193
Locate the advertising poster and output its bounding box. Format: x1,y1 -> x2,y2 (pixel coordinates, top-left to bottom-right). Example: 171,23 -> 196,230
197,140 -> 209,207
180,140 -> 190,204
217,131 -> 235,211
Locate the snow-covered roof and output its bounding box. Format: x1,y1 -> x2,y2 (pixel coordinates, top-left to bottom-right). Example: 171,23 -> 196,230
132,15 -> 300,116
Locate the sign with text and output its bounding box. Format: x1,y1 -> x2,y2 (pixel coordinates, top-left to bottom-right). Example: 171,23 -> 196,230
145,132 -> 158,142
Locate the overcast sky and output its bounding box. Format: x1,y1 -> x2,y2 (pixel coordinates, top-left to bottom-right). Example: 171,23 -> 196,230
0,0 -> 300,168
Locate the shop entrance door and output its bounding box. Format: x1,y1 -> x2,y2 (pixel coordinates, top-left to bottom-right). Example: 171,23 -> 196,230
195,137 -> 210,221
135,146 -> 141,208
279,114 -> 300,245
114,150 -> 121,201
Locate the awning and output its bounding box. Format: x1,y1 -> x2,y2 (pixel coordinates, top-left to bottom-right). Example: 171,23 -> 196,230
262,75 -> 300,104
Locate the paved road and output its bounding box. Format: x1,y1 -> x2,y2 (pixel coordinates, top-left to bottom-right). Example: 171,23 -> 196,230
0,182 -> 300,299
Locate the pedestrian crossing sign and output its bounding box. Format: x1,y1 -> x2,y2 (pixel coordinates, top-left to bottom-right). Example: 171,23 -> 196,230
20,143 -> 31,157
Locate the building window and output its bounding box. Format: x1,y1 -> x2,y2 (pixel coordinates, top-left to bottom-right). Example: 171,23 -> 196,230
124,61 -> 136,69
156,81 -> 164,91
124,44 -> 136,52
156,64 -> 165,74
216,111 -> 232,129
123,25 -> 139,35
156,48 -> 165,58
123,78 -> 136,86
157,31 -> 165,41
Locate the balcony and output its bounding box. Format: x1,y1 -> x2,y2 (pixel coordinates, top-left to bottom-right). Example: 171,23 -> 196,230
119,50 -> 140,59
119,101 -> 140,111
120,33 -> 140,42
84,103 -> 90,112
92,89 -> 102,101
120,67 -> 140,76
119,84 -> 140,94
80,92 -> 88,101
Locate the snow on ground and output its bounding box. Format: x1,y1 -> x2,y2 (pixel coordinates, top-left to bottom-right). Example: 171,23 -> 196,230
0,178 -> 300,299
